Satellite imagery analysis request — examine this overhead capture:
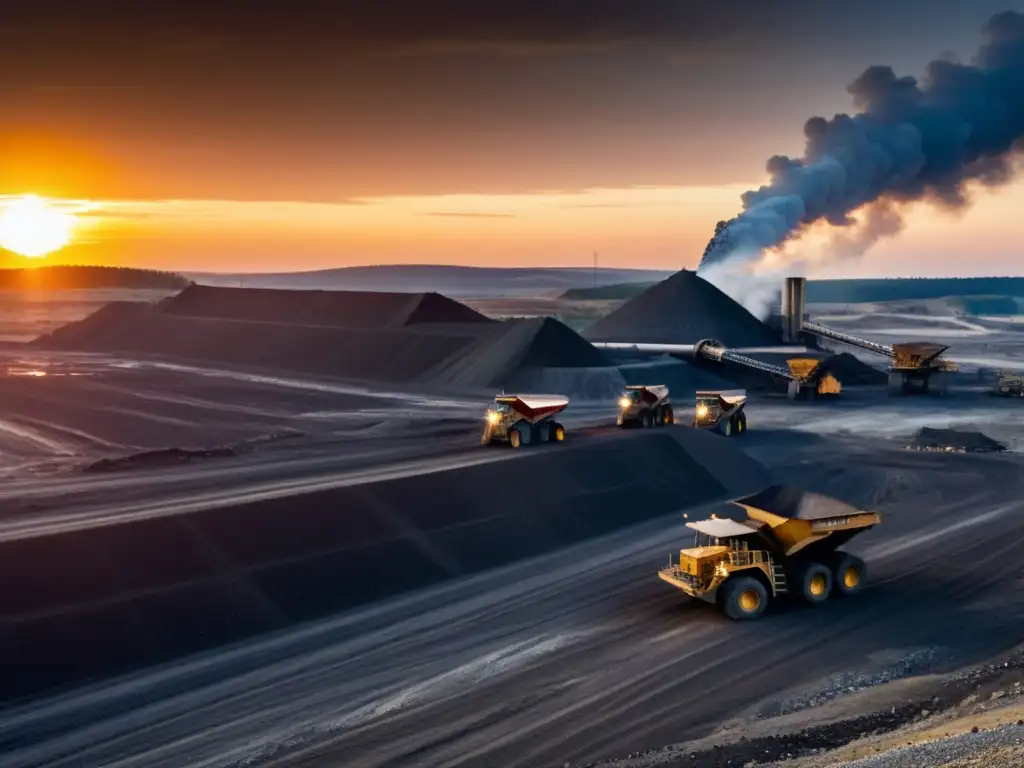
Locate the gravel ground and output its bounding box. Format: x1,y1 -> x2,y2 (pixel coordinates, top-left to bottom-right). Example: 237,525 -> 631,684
754,647 -> 950,718
837,723 -> 1024,767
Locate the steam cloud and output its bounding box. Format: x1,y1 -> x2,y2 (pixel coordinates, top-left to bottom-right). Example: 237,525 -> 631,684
698,10 -> 1024,277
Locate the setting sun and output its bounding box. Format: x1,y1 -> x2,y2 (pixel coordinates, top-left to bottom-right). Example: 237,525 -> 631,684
0,195 -> 77,258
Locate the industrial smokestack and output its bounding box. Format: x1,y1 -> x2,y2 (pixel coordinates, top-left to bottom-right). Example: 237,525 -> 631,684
698,10 -> 1024,273
781,277 -> 806,343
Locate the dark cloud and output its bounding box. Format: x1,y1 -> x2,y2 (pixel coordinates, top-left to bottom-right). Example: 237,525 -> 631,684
0,1 -> 740,60
699,9 -> 1024,270
0,1 -> 1016,202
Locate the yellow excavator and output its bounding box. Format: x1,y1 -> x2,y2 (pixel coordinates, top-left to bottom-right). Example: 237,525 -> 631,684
658,485 -> 880,619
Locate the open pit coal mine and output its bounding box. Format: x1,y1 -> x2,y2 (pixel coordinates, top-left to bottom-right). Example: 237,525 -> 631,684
3,274 -> 889,705
13,273 -> 1022,768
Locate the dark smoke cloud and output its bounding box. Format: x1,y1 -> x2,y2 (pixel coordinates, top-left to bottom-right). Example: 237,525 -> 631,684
698,10 -> 1024,271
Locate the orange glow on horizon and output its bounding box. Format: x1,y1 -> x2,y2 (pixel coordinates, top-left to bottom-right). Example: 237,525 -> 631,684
0,177 -> 1022,277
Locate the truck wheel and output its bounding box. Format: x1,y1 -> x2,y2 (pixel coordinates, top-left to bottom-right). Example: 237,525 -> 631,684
509,429 -> 521,448
722,418 -> 733,437
722,576 -> 768,620
537,424 -> 550,443
664,407 -> 675,425
653,407 -> 665,427
738,412 -> 747,434
551,423 -> 566,442
829,552 -> 867,597
796,562 -> 832,605
642,411 -> 653,428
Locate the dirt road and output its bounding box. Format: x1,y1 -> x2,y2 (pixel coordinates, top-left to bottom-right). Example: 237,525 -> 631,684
4,437 -> 1023,768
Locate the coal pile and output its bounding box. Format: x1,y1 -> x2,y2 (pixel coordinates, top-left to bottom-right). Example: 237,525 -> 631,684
819,352 -> 888,385
583,269 -> 781,347
35,287 -> 611,392
619,357 -> 733,392
428,317 -> 608,390
0,428 -> 770,701
161,284 -> 493,327
908,427 -> 1007,453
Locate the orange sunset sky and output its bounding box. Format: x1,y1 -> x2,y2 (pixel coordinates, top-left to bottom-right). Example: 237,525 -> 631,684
1,1 -> 1022,277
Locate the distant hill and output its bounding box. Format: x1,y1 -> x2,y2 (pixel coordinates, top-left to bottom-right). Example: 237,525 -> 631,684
0,266 -> 190,291
560,282 -> 656,300
185,265 -> 672,299
806,277 -> 1024,303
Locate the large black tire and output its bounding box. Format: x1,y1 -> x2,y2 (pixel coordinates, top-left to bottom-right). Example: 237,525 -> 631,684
509,428 -> 521,448
828,552 -> 867,597
795,562 -> 832,605
737,411 -> 747,434
721,576 -> 769,620
642,410 -> 654,428
537,423 -> 551,443
551,422 -> 566,442
664,406 -> 675,425
721,417 -> 734,437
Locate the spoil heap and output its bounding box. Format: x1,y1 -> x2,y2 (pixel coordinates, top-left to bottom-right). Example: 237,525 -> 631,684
35,287 -> 609,392
161,284 -> 492,327
583,269 -> 781,347
426,316 -> 607,390
819,352 -> 888,385
909,427 -> 1006,453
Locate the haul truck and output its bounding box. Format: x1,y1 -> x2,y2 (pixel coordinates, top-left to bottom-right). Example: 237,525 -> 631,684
995,372 -> 1024,397
658,484 -> 880,620
692,389 -> 747,436
481,393 -> 569,448
617,385 -> 674,427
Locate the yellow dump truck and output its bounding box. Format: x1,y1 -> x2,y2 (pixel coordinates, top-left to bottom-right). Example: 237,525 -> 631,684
785,358 -> 842,398
481,394 -> 569,448
658,484 -> 880,620
995,372 -> 1024,397
617,384 -> 674,427
692,389 -> 747,436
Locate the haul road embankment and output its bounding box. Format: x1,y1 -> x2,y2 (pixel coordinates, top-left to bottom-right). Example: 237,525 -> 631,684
0,425 -> 769,703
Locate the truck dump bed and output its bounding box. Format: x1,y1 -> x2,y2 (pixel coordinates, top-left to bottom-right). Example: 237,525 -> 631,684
730,484 -> 880,555
495,394 -> 569,423
891,342 -> 949,371
696,389 -> 746,408
624,384 -> 669,404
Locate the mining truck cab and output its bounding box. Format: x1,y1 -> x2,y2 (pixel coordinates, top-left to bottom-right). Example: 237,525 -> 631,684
693,389 -> 747,436
617,384 -> 674,427
481,394 -> 569,448
665,517 -> 775,613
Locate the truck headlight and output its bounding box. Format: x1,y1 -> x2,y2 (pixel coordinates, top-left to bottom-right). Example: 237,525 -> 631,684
696,404 -> 709,419
618,397 -> 631,409
487,412 -> 499,425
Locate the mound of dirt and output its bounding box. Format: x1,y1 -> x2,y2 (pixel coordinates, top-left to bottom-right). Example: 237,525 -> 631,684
425,317 -> 607,390
161,284 -> 493,328
37,289 -> 614,390
39,311 -> 479,382
84,446 -> 236,473
34,301 -> 149,348
583,269 -> 781,347
619,356 -> 734,392
819,352 -> 888,385
909,427 -> 1007,453
1,428 -> 771,701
